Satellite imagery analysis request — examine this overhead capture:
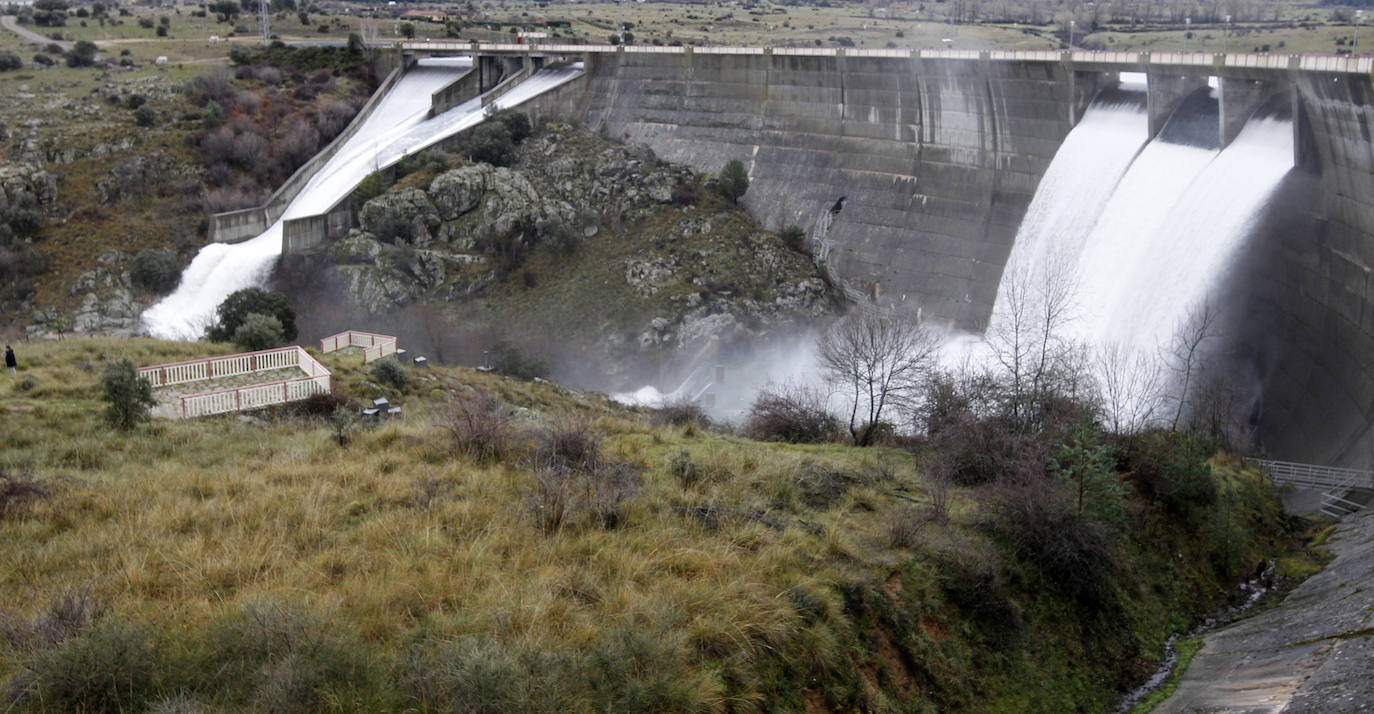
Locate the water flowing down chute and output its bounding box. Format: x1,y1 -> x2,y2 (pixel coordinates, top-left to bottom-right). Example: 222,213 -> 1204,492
142,59 -> 583,339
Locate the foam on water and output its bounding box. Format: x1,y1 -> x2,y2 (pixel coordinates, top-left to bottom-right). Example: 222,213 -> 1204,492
142,59 -> 583,339
1094,117 -> 1294,352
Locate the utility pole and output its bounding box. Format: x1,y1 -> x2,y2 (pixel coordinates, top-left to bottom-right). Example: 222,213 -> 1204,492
1068,19 -> 1075,51
1356,10 -> 1364,55
259,0 -> 268,44
1223,14 -> 1231,54
1184,17 -> 1190,53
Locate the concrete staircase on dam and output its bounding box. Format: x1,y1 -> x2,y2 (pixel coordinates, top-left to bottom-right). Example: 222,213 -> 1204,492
1247,459 -> 1374,518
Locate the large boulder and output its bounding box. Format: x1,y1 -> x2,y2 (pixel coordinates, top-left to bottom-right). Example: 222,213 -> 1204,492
330,264 -> 421,315
430,165 -> 575,250
359,187 -> 441,247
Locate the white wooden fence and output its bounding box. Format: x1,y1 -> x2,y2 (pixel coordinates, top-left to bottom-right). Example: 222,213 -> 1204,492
320,330 -> 399,363
138,346 -> 312,388
139,346 -> 333,419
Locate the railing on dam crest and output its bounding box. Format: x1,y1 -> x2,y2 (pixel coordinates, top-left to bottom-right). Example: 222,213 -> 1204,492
400,41 -> 1374,75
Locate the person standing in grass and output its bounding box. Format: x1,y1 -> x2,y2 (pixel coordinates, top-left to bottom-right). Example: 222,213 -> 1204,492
4,345 -> 15,378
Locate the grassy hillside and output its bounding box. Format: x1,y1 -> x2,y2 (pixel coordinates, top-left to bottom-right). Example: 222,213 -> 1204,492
0,337 -> 1317,712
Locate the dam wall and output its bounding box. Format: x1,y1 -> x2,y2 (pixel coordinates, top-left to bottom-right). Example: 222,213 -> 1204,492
1228,72 -> 1374,467
528,47 -> 1374,464
566,50 -> 1100,328
253,44 -> 1374,466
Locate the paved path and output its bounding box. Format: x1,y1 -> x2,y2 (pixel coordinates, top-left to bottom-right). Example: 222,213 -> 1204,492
1155,508 -> 1374,713
0,16 -> 68,50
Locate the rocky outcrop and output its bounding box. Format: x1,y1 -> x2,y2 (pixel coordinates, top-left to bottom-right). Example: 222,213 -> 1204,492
0,163 -> 57,212
96,152 -> 187,204
316,123 -> 839,381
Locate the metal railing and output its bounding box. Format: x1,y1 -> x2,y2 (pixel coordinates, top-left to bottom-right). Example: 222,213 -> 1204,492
1246,458 -> 1374,490
1248,458 -> 1372,518
398,42 -> 1374,75
320,330 -> 399,363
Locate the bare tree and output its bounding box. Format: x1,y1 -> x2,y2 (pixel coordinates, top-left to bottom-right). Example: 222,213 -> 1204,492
1093,341 -> 1165,435
986,257 -> 1077,430
1168,300 -> 1221,431
818,309 -> 941,446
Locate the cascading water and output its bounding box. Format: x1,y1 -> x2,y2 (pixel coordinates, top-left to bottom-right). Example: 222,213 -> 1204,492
1092,116 -> 1294,352
142,59 -> 583,340
982,78 -> 1294,425
1065,136 -> 1219,347
990,91 -> 1150,329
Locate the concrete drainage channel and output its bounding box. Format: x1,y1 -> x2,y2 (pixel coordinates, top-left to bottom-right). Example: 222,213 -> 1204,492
1148,508 -> 1374,712
1121,461 -> 1374,712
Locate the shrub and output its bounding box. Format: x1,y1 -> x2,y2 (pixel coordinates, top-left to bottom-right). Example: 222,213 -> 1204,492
100,358 -> 155,430
130,248 -> 180,294
887,505 -> 925,549
0,51 -> 21,71
488,340 -> 546,381
372,209 -> 414,244
655,398 -> 708,428
929,412 -> 1047,486
982,479 -> 1114,608
440,389 -> 515,463
351,171 -> 387,203
0,588 -> 95,653
133,104 -> 157,127
201,602 -> 373,714
369,357 -> 407,390
484,107 -> 531,143
0,470 -> 50,520
537,217 -> 580,256
743,383 -> 840,443
20,620 -> 162,713
206,287 -> 296,343
780,224 -> 806,251
1125,429 -> 1217,527
586,627 -> 704,713
65,40 -> 98,67
395,637 -> 583,713
934,549 -> 1022,640
717,158 -> 749,203
7,207 -> 41,238
33,53 -> 54,66
670,181 -> 697,205
466,122 -> 515,167
537,418 -> 602,472
668,449 -> 703,489
232,312 -> 285,351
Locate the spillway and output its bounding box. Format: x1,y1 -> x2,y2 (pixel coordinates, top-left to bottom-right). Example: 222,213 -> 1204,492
990,94 -> 1149,335
142,59 -> 583,340
988,84 -> 1293,361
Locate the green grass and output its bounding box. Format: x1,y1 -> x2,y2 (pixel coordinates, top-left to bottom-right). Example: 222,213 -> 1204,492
0,337 -> 1318,712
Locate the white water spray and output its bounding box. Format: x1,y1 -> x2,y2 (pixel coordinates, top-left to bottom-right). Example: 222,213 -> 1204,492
142,59 -> 583,339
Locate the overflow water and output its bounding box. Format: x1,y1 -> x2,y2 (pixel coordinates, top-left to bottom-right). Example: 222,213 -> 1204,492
985,90 -> 1294,401
990,96 -> 1149,330
142,59 -> 583,340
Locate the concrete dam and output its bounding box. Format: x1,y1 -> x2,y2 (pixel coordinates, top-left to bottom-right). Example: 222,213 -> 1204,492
185,43 -> 1374,467
460,43 -> 1372,468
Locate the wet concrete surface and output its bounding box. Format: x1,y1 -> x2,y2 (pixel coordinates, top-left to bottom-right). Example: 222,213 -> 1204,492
1155,508 -> 1374,713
